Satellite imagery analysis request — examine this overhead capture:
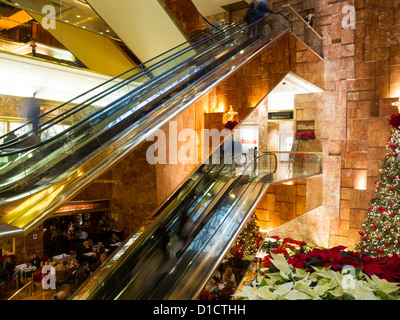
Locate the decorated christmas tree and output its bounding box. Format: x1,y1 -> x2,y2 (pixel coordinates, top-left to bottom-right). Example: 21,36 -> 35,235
356,114 -> 400,256
227,213 -> 262,265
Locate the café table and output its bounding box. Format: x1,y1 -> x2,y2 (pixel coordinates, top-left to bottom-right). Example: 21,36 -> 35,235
53,253 -> 70,260
16,264 -> 37,283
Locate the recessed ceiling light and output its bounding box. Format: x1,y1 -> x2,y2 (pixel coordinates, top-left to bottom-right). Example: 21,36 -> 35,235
76,15 -> 81,18
65,20 -> 69,23
105,30 -> 110,32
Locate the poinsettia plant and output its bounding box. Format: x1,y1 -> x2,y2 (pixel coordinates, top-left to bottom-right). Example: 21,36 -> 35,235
261,241 -> 400,283
389,113 -> 400,129
261,236 -> 317,266
295,131 -> 316,140
234,252 -> 400,300
225,120 -> 238,131
232,235 -> 400,300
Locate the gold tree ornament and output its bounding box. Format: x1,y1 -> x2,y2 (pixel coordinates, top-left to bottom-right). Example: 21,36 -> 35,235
223,105 -> 238,123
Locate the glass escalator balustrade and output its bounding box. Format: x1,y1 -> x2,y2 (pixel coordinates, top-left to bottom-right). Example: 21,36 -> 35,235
72,147 -> 321,300
71,148 -> 321,300
0,13 -> 298,295
0,14 -> 289,211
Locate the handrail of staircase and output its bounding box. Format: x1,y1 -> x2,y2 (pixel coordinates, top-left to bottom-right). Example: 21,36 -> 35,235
281,4 -> 322,40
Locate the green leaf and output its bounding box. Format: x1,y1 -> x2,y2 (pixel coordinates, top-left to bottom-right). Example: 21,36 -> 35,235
258,277 -> 268,288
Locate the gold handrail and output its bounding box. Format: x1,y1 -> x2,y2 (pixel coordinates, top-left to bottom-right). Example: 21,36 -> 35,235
282,4 -> 322,40
7,277 -> 32,300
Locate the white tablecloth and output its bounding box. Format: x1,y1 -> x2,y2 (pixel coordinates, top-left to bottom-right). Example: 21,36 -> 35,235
52,253 -> 70,260
16,264 -> 37,275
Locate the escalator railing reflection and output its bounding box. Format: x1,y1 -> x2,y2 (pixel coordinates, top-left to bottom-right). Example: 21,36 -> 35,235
0,20 -> 244,150
71,152 -> 279,300
0,14 -> 290,235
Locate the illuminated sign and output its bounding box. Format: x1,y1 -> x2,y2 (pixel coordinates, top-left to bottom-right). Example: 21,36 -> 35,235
268,111 -> 294,121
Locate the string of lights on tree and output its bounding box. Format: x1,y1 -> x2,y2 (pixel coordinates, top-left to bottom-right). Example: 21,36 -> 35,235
227,213 -> 262,262
356,114 -> 400,256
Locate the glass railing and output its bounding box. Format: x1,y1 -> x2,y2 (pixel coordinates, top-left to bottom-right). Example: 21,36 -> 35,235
0,14 -> 289,212
0,0 -> 120,39
281,4 -> 323,57
70,149 -> 278,300
164,151 -> 322,300
73,150 -> 322,299
266,150 -> 323,180
0,21 -> 243,149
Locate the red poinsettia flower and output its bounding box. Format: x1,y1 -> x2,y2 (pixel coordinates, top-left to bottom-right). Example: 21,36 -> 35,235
389,114 -> 400,129
225,121 -> 238,131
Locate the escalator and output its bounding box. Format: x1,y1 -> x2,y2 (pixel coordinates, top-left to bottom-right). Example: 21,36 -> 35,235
0,13 -> 291,237
70,150 -> 280,300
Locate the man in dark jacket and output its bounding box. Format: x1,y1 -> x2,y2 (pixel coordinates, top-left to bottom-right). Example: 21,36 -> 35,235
254,0 -> 275,37
256,0 -> 275,16
243,2 -> 260,39
74,261 -> 91,288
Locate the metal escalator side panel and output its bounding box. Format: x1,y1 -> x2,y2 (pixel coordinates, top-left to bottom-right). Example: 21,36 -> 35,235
71,156 -> 238,300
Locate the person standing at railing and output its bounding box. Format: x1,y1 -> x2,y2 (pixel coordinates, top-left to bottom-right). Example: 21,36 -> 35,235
30,39 -> 37,57
305,11 -> 315,27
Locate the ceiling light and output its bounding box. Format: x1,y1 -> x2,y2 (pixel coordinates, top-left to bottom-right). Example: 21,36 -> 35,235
76,15 -> 81,18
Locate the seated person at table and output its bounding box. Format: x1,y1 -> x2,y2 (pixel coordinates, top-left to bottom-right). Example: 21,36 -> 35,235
206,278 -> 219,300
74,261 -> 91,289
31,253 -> 41,269
222,267 -> 237,287
95,242 -> 105,257
66,260 -> 79,284
76,241 -> 91,264
107,233 -> 120,246
55,259 -> 68,286
92,253 -> 107,271
24,253 -> 41,279
218,280 -> 236,300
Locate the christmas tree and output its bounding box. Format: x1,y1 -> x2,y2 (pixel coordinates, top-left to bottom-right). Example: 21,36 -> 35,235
227,213 -> 262,264
356,114 -> 400,256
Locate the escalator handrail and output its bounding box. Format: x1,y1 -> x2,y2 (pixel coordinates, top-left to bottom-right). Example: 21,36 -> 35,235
0,17 -> 262,157
161,153 -> 278,299
0,20 -> 245,146
77,152 -> 278,300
